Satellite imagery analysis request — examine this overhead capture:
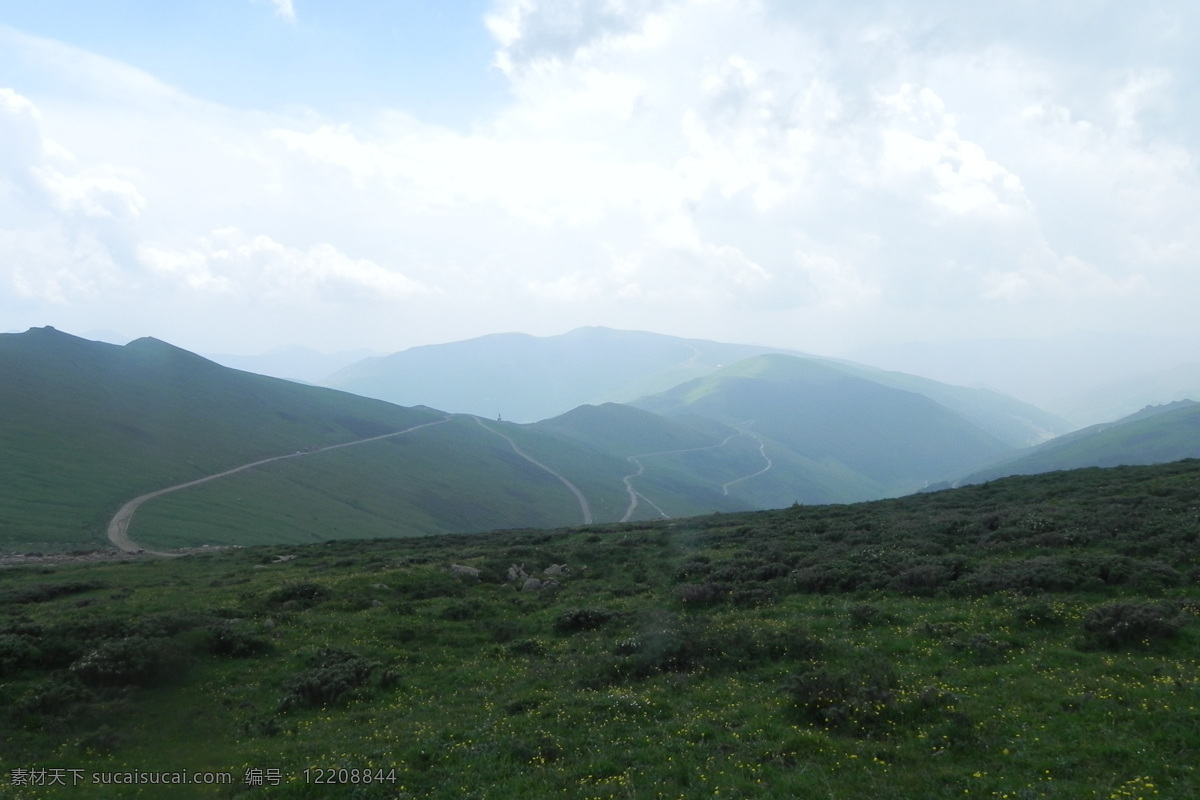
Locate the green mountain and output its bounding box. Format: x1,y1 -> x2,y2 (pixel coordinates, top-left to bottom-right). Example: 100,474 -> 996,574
0,328 -> 1067,555
321,328 -> 1067,447
532,400 -> 880,509
960,400 -> 1200,484
321,326 -> 812,423
0,328 -> 649,552
631,354 -> 1015,498
816,359 -> 1070,447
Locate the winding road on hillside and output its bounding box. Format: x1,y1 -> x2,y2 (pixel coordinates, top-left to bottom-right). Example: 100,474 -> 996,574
473,417 -> 593,524
107,418 -> 453,555
721,429 -> 773,494
620,424 -> 773,522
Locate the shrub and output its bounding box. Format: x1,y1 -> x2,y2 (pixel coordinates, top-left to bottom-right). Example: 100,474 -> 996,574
0,632 -> 40,676
69,636 -> 190,688
439,599 -> 488,621
673,558 -> 711,581
553,608 -> 615,633
730,584 -> 777,607
675,582 -> 726,606
205,622 -> 271,658
267,582 -> 330,608
13,674 -> 95,717
1080,601 -> 1189,650
280,648 -> 376,709
0,581 -> 105,605
508,639 -> 547,657
782,659 -> 901,738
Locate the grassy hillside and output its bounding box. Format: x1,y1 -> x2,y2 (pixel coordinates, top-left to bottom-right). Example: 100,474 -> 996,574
822,359 -> 1071,447
2,329 -> 742,554
962,400 -> 1200,485
0,327 -> 439,551
125,417 -> 613,549
532,402 -> 880,511
633,355 -> 1014,497
1,460 -> 1198,798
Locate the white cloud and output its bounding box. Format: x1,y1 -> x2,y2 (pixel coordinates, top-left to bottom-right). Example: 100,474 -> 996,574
0,227 -> 124,304
138,228 -> 433,303
267,0 -> 297,24
2,1 -> 1200,353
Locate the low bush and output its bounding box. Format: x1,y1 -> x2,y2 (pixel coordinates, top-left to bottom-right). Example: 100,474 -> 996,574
782,658 -> 901,738
280,648 -> 376,709
1,581 -> 105,605
69,635 -> 191,688
0,632 -> 40,676
267,582 -> 330,608
553,607 -> 615,633
13,674 -> 96,717
205,622 -> 271,658
675,582 -> 726,606
1080,601 -> 1189,650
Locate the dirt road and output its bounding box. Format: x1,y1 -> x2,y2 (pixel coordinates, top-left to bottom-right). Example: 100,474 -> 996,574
620,424 -> 773,522
106,418 -> 451,554
473,417 -> 593,524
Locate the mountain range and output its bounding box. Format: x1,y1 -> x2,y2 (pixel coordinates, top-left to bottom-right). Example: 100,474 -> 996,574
3,325 -> 1197,554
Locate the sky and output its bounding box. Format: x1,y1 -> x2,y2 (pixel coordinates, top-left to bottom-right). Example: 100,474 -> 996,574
0,0 -> 1198,361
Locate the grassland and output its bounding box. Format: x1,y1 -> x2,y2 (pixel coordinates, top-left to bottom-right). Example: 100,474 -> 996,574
2,460 -> 1198,798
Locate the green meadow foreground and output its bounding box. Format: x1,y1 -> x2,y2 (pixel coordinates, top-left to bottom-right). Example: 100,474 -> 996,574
2,461 -> 1199,799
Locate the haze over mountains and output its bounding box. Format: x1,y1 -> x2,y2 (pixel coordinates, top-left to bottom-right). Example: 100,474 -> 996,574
959,400 -> 1200,486
321,327 -> 811,423
3,325 -> 1199,555
851,331 -> 1200,426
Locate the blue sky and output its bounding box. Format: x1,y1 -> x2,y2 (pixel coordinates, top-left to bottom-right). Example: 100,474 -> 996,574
0,0 -> 1197,369
0,0 -> 501,123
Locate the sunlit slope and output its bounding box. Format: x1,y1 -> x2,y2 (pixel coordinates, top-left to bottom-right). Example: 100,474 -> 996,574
961,400 -> 1200,485
0,327 -> 440,551
322,326 -> 807,422
128,415 -> 639,548
631,354 -> 1014,497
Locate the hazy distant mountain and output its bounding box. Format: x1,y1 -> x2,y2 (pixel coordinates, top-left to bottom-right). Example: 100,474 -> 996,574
849,331 -> 1200,421
322,327 -> 1065,444
806,358 -> 1069,447
960,400 -> 1200,485
1050,363 -> 1200,427
205,345 -> 380,384
629,354 -> 1016,498
321,327 -> 809,422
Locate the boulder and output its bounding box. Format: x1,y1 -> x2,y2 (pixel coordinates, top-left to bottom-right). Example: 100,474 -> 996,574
544,564 -> 570,578
521,578 -> 543,592
508,564 -> 529,582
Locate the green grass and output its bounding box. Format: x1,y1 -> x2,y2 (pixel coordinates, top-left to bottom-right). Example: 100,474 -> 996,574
0,329 -> 440,551
966,401 -> 1200,484
2,461 -> 1199,798
128,417 -> 602,548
